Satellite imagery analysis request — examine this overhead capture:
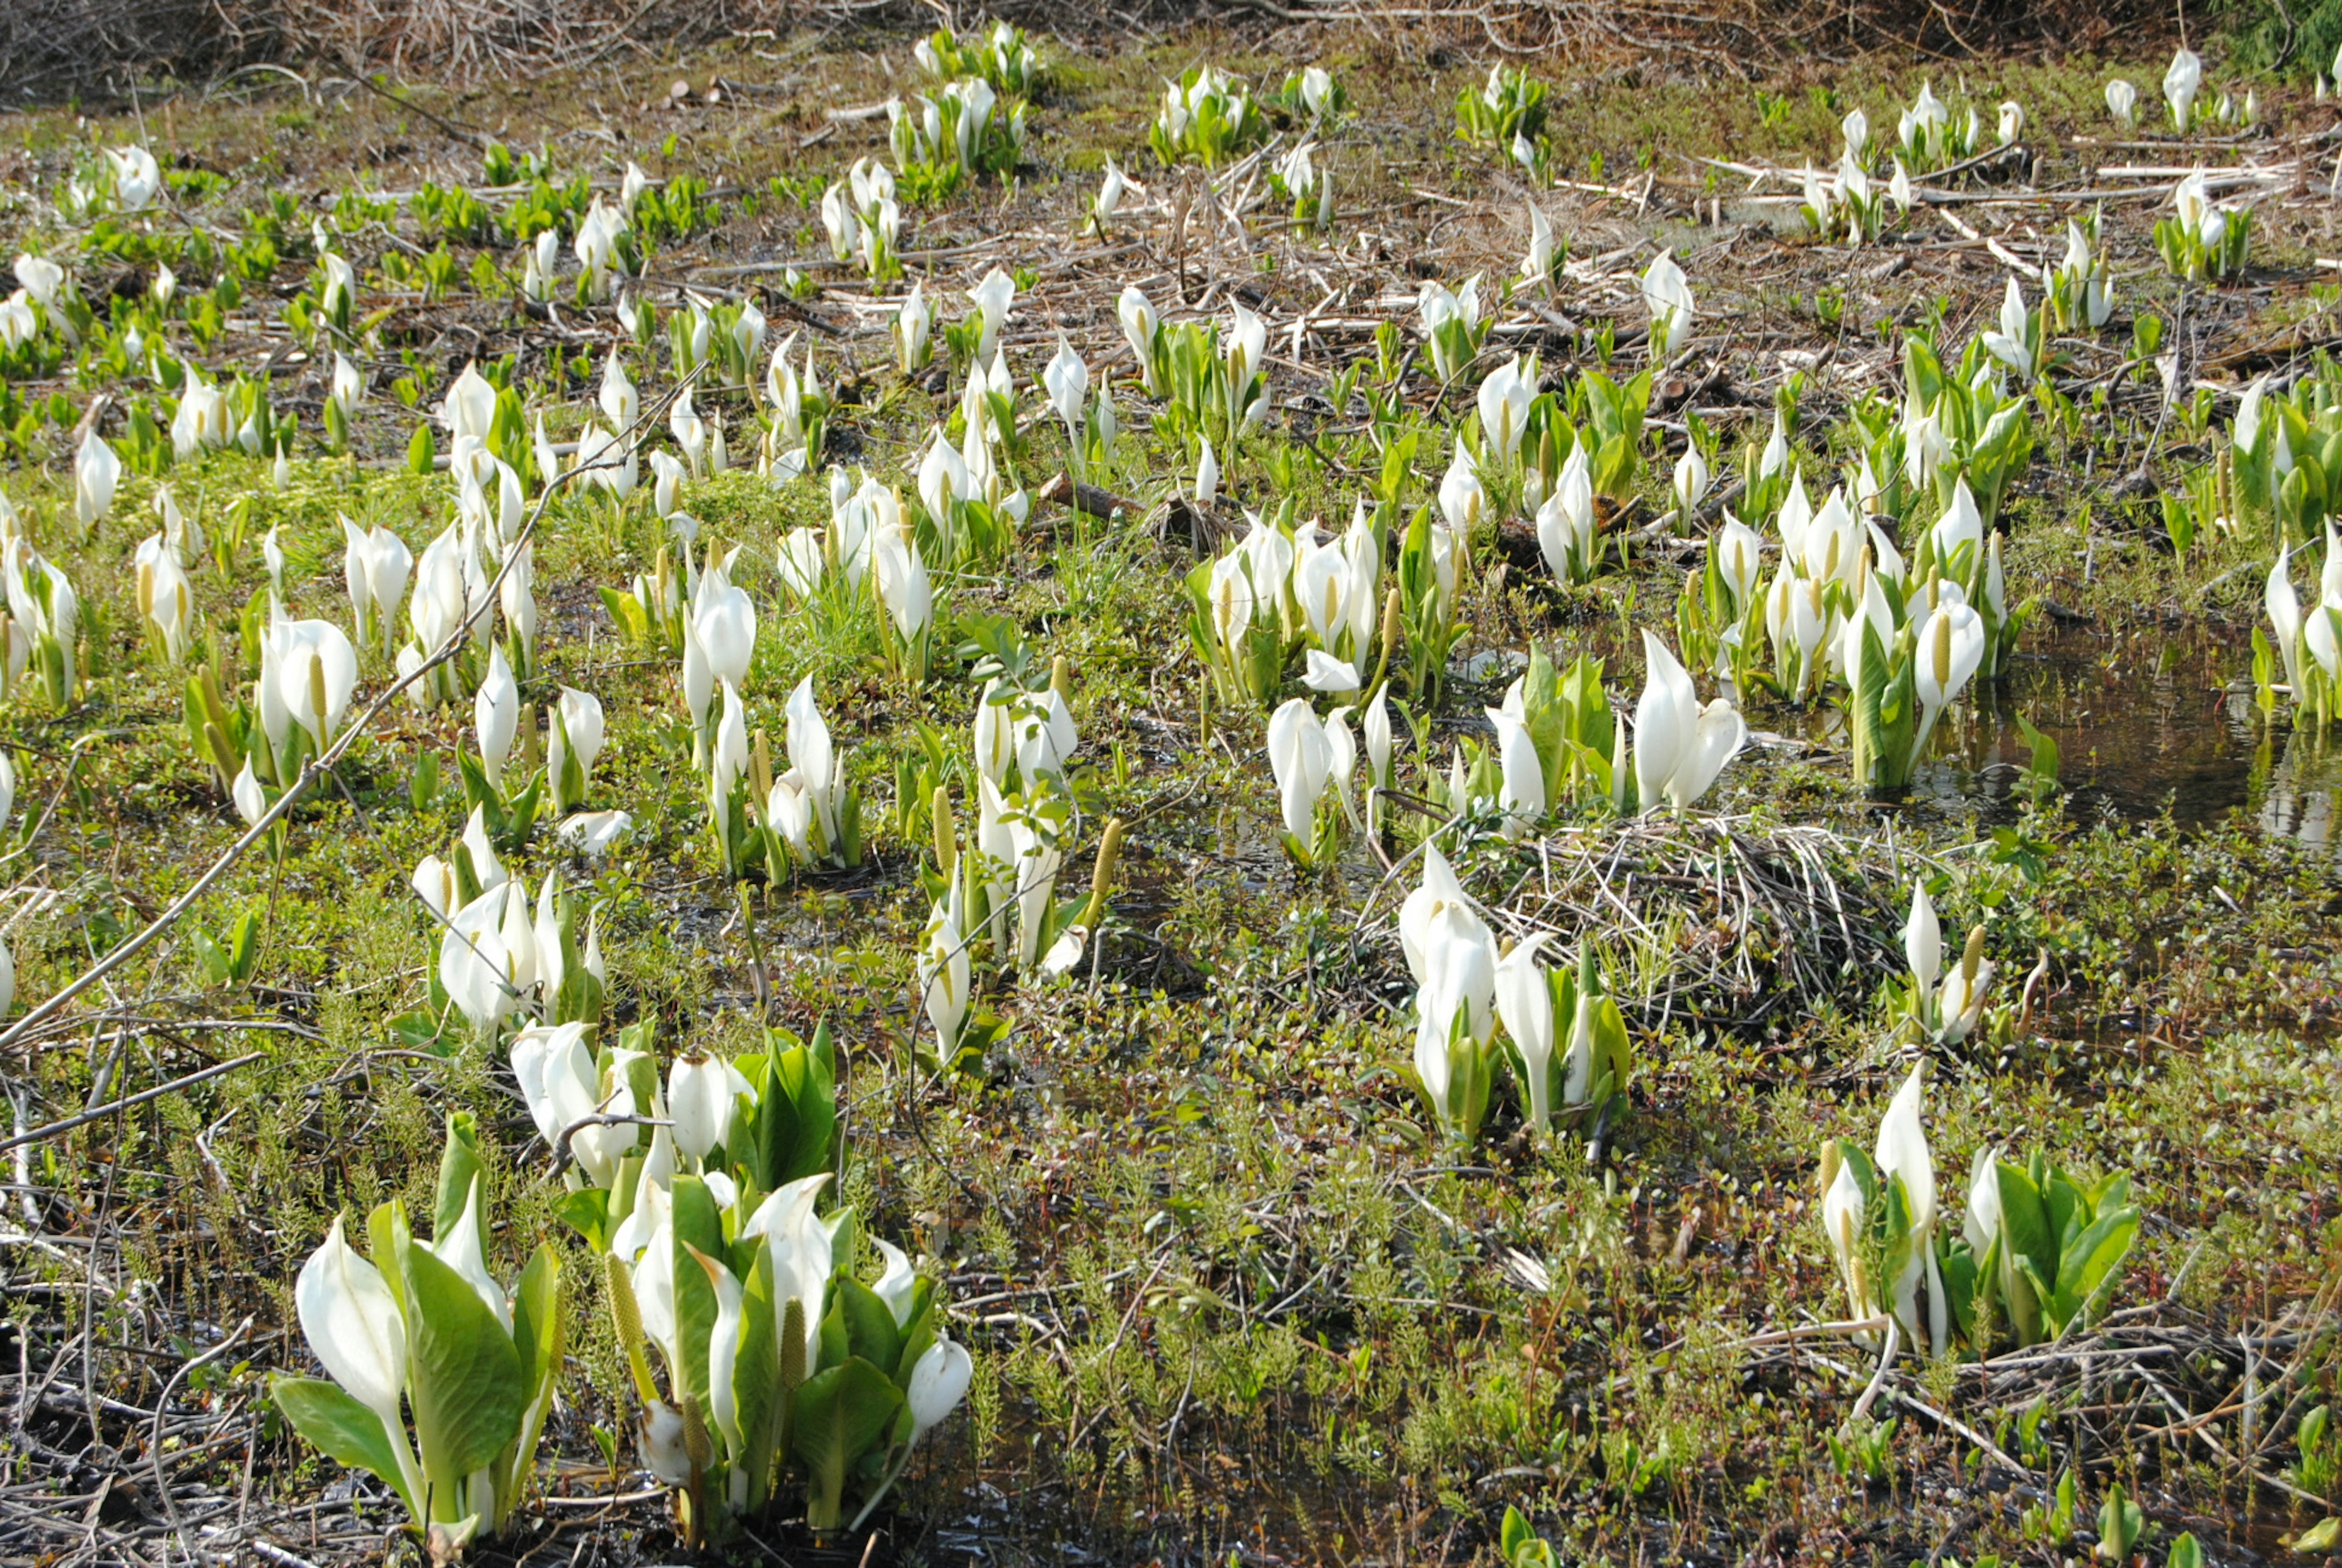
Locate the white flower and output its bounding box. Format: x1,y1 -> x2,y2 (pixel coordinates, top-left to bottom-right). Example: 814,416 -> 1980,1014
1484,703 -> 1545,838
1495,936 -> 1556,1127
1117,285 -> 1160,392
106,146 -> 161,211
475,644 -> 520,789
1640,251 -> 1694,359
437,362 -> 498,449
1630,630 -> 1745,812
1300,66 -> 1334,118
1980,277 -> 2033,381
907,1338 -> 973,1441
920,882 -> 972,1051
340,517 -> 412,656
1535,444 -> 1597,584
1673,447 -> 1710,520
12,255 -> 63,309
1302,649 -> 1359,693
1095,157 -> 1128,224
259,616 -> 360,759
319,252 -> 357,318
538,802 -> 624,858
74,429 -> 119,528
873,522 -> 933,643
967,267 -> 1016,363
293,1216 -> 417,1498
1520,201 -> 1555,289
2163,48 -> 2202,132
232,759 -> 268,828
1267,696 -> 1333,843
1475,356 -> 1536,466
667,1056 -> 737,1165
894,282 -> 933,373
1904,879 -> 1943,999
1874,1064 -> 1946,1353
1042,337 -> 1088,439
328,353 -> 365,418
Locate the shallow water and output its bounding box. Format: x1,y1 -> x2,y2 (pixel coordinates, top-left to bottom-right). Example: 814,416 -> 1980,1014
1907,628 -> 2342,856
1519,621 -> 2342,853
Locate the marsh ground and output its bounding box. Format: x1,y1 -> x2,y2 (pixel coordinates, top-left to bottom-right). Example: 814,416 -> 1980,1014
2,18 -> 2342,1568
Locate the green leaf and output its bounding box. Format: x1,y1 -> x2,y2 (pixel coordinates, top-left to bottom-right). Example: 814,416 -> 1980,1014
398,1237 -> 525,1487
2291,1519 -> 2340,1555
501,1245 -> 563,1513
271,1375 -> 418,1520
892,1279 -> 939,1395
1588,993 -> 1632,1100
831,1277 -> 904,1380
1993,1160 -> 2056,1298
669,1175 -> 726,1414
773,1038 -> 838,1184
434,1114 -> 484,1243
226,909 -> 260,983
2049,1197 -> 2139,1333
791,1356 -> 906,1531
511,1245 -> 563,1403
1850,618 -> 1893,786
554,1187 -> 610,1249
732,1251 -> 781,1504
1937,1241 -> 1979,1344
190,928 -> 231,985
1502,1505 -> 1533,1559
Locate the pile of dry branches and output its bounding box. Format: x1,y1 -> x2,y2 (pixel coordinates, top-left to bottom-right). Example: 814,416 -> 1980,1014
1355,814 -> 1918,1040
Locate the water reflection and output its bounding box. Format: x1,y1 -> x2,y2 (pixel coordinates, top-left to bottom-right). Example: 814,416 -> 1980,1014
1905,629 -> 2342,859
1526,619 -> 2341,854
2255,729 -> 2342,853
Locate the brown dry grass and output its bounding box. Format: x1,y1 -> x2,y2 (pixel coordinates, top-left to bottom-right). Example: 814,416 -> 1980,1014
2,0 -> 2180,99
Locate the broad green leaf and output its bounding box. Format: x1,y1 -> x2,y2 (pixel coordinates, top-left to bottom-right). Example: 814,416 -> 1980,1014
1852,620 -> 1891,784
791,1356 -> 906,1530
1589,990 -> 1632,1094
893,1280 -> 940,1395
733,1251 -> 781,1503
368,1201 -> 411,1323
554,1186 -> 609,1250
1994,1161 -> 2057,1294
2052,1201 -> 2139,1332
1521,645 -> 1568,806
670,1175 -> 725,1414
2043,1165 -> 2086,1257
227,909 -> 260,982
818,1287 -> 853,1370
501,1244 -> 563,1512
1937,1242 -> 1979,1343
399,1239 -> 525,1484
773,1042 -> 837,1185
271,1375 -> 418,1519
190,928 -> 230,985
832,1277 -> 903,1379
434,1114 -> 484,1243
512,1245 -> 564,1401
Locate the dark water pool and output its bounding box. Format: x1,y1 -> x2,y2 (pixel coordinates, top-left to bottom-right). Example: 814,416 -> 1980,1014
1893,628 -> 2342,853
1691,624 -> 2342,853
